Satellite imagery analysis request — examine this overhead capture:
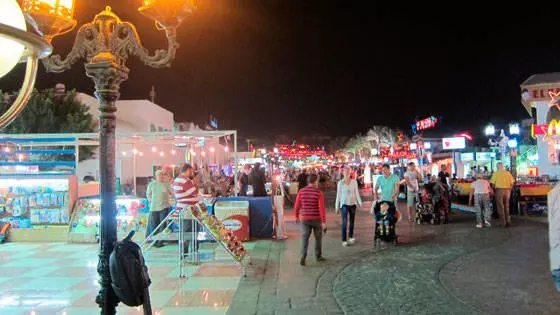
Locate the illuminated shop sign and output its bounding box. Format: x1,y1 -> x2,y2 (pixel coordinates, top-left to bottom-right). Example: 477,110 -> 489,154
442,137 -> 466,150
476,152 -> 496,161
412,116 -> 438,134
460,152 -> 474,162
531,120 -> 560,138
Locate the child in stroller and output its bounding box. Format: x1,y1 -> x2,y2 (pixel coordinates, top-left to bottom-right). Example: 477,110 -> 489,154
415,183 -> 438,224
373,201 -> 402,246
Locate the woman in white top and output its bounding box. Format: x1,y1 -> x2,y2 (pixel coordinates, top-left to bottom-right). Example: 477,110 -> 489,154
335,166 -> 363,247
469,173 -> 493,228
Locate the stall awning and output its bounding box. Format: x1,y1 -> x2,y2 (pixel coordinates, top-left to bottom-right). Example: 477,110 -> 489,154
0,130 -> 238,146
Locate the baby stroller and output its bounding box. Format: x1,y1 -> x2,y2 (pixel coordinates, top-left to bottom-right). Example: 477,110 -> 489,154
373,201 -> 401,246
415,183 -> 445,224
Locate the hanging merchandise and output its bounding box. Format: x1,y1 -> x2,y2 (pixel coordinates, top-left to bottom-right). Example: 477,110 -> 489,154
191,203 -> 247,261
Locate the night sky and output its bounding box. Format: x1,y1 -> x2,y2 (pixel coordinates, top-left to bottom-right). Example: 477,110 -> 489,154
2,0 -> 559,143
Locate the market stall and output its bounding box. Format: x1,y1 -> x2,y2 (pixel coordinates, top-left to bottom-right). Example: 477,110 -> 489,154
0,130 -> 240,243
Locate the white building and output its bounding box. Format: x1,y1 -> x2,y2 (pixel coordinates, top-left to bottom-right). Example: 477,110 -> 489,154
76,93 -> 183,185
521,73 -> 560,177
75,93 -> 232,190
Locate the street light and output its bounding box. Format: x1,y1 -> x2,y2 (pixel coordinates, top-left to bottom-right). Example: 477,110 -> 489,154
485,124 -> 496,136
16,1 -> 195,313
0,0 -> 51,128
509,123 -> 520,135
0,0 -> 27,78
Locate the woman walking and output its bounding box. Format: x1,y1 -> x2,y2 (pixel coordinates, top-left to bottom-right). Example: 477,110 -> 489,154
469,173 -> 493,228
335,166 -> 363,247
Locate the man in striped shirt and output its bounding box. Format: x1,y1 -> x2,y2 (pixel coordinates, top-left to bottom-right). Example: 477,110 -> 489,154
173,164 -> 199,209
294,173 -> 327,266
172,164 -> 199,253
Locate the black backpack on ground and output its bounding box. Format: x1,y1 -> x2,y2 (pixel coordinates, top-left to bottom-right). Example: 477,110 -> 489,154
109,231 -> 152,309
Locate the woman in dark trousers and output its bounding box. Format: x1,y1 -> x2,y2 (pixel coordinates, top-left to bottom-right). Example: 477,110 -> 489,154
335,166 -> 363,247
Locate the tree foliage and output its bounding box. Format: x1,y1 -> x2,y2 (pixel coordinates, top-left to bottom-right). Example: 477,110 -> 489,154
326,136 -> 348,154
343,125 -> 402,159
0,88 -> 96,161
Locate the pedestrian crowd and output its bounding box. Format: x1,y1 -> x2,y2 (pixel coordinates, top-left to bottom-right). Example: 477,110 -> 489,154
293,161 -> 516,266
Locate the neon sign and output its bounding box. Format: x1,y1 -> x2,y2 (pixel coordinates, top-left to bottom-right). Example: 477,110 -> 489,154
412,116 -> 438,134
528,166 -> 538,177
531,120 -> 560,138
550,91 -> 560,110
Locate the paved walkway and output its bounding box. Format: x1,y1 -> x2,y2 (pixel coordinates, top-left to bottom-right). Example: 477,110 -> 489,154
228,193 -> 560,315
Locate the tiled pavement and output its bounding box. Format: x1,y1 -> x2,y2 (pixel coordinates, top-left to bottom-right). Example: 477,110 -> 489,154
0,241 -> 254,315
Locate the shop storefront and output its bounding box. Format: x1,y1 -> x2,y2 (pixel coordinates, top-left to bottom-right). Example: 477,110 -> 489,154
0,130 -> 242,242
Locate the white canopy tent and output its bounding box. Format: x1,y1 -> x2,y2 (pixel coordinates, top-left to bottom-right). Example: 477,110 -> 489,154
0,130 -> 239,195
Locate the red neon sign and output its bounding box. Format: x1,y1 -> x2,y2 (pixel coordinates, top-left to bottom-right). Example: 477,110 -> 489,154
550,91 -> 560,110
415,116 -> 438,132
454,132 -> 472,140
532,120 -> 560,138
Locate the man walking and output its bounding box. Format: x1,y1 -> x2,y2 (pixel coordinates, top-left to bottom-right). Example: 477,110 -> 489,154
373,164 -> 400,217
294,174 -> 327,266
490,162 -> 515,227
404,162 -> 422,222
146,170 -> 173,247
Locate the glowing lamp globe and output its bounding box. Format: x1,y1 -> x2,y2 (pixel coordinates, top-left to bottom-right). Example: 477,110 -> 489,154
0,0 -> 27,78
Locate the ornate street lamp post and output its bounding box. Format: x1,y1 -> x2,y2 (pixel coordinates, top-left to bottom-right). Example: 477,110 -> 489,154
19,1 -> 195,313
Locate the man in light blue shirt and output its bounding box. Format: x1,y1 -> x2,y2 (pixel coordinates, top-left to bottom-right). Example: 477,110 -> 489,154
374,164 -> 400,202
372,164 -> 401,239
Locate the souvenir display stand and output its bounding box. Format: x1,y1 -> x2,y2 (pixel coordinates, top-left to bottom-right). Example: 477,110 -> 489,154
183,203 -> 251,277
68,196 -> 151,243
0,176 -> 78,242
141,203 -> 250,277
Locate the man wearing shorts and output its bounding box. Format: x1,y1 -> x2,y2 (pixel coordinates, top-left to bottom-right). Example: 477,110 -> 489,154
404,162 -> 422,222
374,164 -> 400,214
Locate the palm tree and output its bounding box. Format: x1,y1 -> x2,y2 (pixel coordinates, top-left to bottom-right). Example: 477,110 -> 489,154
365,125 -> 398,152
